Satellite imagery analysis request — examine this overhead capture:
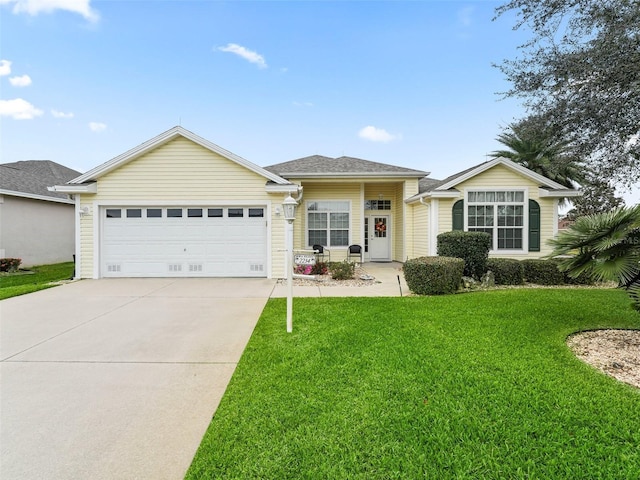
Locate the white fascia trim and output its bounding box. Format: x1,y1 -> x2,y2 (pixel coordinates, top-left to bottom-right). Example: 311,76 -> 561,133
69,126 -> 290,185
436,158 -> 570,192
48,183 -> 97,194
539,188 -> 582,198
405,190 -> 461,204
0,189 -> 75,204
276,171 -> 428,178
265,183 -> 301,193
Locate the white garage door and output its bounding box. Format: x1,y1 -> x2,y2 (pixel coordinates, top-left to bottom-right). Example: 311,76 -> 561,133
101,206 -> 267,277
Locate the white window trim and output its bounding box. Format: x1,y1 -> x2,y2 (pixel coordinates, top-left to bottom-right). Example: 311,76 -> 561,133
305,199 -> 352,249
463,188 -> 529,254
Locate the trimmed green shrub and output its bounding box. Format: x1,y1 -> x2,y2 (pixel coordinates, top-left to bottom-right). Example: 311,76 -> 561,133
330,261 -> 355,280
521,259 -> 565,285
437,231 -> 491,279
0,258 -> 22,273
550,259 -> 595,285
486,258 -> 524,285
403,256 -> 464,295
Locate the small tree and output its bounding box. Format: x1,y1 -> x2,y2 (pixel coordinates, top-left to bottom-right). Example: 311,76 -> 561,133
550,205 -> 640,310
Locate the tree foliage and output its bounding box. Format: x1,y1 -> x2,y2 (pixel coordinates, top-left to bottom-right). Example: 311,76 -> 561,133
550,205 -> 640,309
495,0 -> 640,187
491,118 -> 584,188
566,175 -> 625,220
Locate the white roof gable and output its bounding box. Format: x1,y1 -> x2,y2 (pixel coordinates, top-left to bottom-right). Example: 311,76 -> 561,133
69,126 -> 291,185
437,157 -> 570,191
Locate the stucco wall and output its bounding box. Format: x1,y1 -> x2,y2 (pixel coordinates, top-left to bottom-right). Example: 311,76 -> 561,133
0,195 -> 75,267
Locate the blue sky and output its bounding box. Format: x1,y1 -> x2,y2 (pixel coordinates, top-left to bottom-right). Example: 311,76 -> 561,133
1,0 -> 637,202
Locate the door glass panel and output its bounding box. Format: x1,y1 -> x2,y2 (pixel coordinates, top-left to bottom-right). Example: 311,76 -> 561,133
147,208 -> 162,218
106,209 -> 121,218
126,209 -> 142,218
167,208 -> 182,218
374,217 -> 387,238
187,208 -> 203,217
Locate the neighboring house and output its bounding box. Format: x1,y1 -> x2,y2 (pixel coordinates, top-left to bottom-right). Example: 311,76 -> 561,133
0,160 -> 82,267
51,126 -> 579,279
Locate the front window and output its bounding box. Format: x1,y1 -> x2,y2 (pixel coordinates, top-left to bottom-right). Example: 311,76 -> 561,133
467,190 -> 525,250
307,201 -> 350,247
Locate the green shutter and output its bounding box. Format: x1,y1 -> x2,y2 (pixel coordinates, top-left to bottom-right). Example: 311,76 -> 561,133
452,200 -> 464,231
529,199 -> 540,252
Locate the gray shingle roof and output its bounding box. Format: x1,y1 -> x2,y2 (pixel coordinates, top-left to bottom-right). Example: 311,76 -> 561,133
0,160 -> 82,200
417,162 -> 489,193
265,155 -> 428,177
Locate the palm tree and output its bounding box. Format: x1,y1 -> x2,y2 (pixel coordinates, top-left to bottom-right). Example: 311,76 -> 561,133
549,205 -> 640,310
491,123 -> 585,189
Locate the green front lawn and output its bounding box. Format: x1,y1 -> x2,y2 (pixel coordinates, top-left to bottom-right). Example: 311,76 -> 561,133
187,289 -> 640,479
0,262 -> 74,300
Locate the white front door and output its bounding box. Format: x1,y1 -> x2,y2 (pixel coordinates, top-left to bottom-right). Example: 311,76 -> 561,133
369,215 -> 391,261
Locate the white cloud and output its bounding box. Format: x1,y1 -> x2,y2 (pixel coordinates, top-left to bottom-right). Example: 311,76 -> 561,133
358,125 -> 401,143
89,121 -> 106,132
217,43 -> 267,69
9,74 -> 32,87
1,0 -> 99,22
0,59 -> 11,76
51,109 -> 74,118
458,6 -> 474,27
0,98 -> 44,119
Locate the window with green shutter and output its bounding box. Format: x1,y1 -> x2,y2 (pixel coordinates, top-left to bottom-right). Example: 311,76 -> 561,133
528,199 -> 540,252
452,200 -> 464,230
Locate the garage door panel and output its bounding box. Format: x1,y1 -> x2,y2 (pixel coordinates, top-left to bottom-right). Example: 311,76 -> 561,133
102,206 -> 267,278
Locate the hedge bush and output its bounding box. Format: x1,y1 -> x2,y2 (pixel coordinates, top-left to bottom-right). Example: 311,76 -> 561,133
329,261 -> 355,280
521,259 -> 565,285
486,258 -> 524,285
551,259 -> 595,285
403,256 -> 464,295
437,231 -> 491,279
0,258 -> 22,273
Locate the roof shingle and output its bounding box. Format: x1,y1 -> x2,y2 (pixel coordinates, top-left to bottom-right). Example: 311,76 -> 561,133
265,155 -> 428,177
0,160 -> 82,200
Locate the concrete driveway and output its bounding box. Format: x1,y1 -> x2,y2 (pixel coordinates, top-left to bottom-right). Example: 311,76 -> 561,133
0,278 -> 275,480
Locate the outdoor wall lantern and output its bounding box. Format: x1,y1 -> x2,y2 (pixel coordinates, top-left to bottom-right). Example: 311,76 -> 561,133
282,194 -> 297,223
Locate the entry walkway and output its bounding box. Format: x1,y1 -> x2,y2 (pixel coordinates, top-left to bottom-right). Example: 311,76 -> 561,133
270,262 -> 409,298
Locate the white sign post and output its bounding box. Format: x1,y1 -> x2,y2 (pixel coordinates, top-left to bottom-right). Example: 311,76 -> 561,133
282,194 -> 298,333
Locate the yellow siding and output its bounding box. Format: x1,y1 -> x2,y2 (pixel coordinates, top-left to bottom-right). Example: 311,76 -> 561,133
78,137 -> 288,278
410,203 -> 429,258
437,164 -> 557,259
393,182 -> 404,260
96,137 -> 271,200
438,198 -> 454,237
293,181 -> 363,262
